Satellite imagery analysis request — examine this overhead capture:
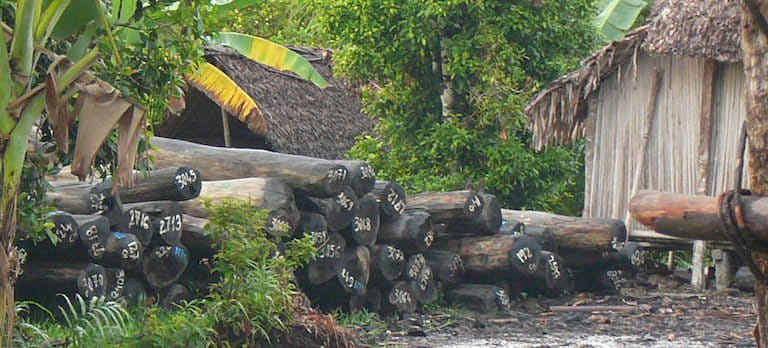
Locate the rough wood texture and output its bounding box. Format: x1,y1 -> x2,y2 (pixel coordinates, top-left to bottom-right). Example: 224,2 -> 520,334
370,245 -> 405,283
379,281 -> 418,314
350,288 -> 381,313
49,211 -> 79,248
445,284 -> 511,313
424,250 -> 464,285
297,186 -> 358,232
17,263 -> 107,299
407,190 -> 483,222
150,136 -> 349,197
340,193 -> 380,246
178,177 -> 300,237
121,201 -> 183,246
116,166 -> 202,203
433,235 -> 541,278
518,224 -> 558,252
377,210 -> 434,254
502,209 -> 627,251
45,181 -> 123,222
734,265 -> 755,292
629,190 -> 768,242
713,249 -> 737,291
498,219 -> 524,235
142,245 -> 190,289
306,232 -> 347,285
372,181 -> 406,220
443,193 -> 502,236
180,215 -> 214,257
412,264 -> 438,304
102,232 -> 143,270
336,246 -> 371,296
337,160 -> 376,197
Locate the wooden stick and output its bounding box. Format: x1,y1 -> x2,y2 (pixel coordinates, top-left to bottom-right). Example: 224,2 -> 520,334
549,305 -> 636,313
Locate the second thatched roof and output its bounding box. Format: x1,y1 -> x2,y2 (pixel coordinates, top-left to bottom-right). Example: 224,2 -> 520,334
525,0 -> 741,150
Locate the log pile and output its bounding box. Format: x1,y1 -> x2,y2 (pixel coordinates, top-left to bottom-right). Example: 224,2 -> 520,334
20,136 -> 653,317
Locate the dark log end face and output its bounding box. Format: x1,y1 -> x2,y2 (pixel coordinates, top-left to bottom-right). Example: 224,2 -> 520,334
358,164 -> 376,192
609,220 -> 628,251
323,166 -> 350,195
349,194 -> 380,246
377,182 -> 406,218
155,210 -> 183,245
446,254 -> 465,284
542,253 -> 564,289
78,220 -> 108,260
106,269 -> 126,301
495,288 -> 511,311
89,183 -> 122,218
265,213 -> 292,238
338,267 -> 367,296
625,242 -> 647,271
481,194 -> 502,233
464,192 -> 484,220
406,254 -> 427,280
326,187 -> 359,231
120,208 -> 153,246
77,264 -> 107,298
308,233 -> 346,285
51,213 -> 78,248
173,167 -> 202,200
382,246 -> 405,280
143,245 -> 190,288
108,233 -> 143,269
387,284 -> 415,312
508,236 -> 542,276
416,266 -> 432,293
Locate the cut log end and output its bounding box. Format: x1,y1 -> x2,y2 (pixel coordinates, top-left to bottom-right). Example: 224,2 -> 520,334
373,181 -> 406,219
507,235 -> 542,276
142,245 -> 190,289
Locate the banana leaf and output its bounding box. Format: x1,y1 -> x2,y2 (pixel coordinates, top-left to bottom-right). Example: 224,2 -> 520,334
595,0 -> 647,42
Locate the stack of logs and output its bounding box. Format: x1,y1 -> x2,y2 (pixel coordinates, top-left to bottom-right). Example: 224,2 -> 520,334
19,136 -> 649,316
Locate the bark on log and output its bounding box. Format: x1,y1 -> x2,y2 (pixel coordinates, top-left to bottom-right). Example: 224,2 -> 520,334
377,210 -> 434,254
445,284 -> 511,313
296,186 -> 358,233
498,219 -> 524,236
370,245 -> 406,283
150,136 -> 349,197
407,190 -> 483,222
121,201 -> 183,246
142,245 -> 190,289
305,232 -> 347,285
115,166 -> 202,203
49,211 -> 79,248
18,263 -> 107,299
178,177 -> 300,237
372,181 -> 406,220
734,266 -> 755,292
379,281 -> 418,315
433,235 -> 541,279
443,193 -> 502,235
180,215 -> 214,257
627,190 -> 768,242
337,160 -> 376,197
518,224 -> 558,252
45,181 -> 123,222
424,250 -> 464,285
501,209 -> 627,251
340,193 -> 380,247
560,243 -> 646,273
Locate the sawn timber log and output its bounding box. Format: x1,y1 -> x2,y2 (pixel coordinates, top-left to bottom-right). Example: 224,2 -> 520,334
407,190 -> 484,222
433,235 -> 541,279
501,209 -> 627,251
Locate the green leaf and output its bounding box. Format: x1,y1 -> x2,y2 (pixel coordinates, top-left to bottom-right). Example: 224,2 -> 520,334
50,0 -> 99,40
0,18 -> 14,136
595,0 -> 648,42
111,0 -> 138,24
66,21 -> 98,61
212,0 -> 262,16
35,0 -> 72,44
10,0 -> 41,80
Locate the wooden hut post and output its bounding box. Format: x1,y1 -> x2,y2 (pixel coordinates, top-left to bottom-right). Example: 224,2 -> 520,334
691,61 -> 716,291
624,69 -> 663,235
221,107 -> 232,148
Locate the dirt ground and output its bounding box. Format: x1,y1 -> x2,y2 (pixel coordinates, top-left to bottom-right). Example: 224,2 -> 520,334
351,276 -> 758,347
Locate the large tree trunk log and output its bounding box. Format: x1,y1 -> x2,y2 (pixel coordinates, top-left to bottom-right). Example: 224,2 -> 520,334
379,281 -> 418,315
297,186 -> 358,233
518,251 -> 572,297
445,284 -> 511,314
178,177 -> 300,237
121,201 -> 183,246
369,245 -> 406,283
560,242 -> 646,273
443,193 -> 502,236
102,232 -> 143,270
336,246 -> 371,296
499,219 -> 524,235
17,263 -> 108,299
350,288 -> 381,313
304,232 -> 347,285
735,266 -> 756,292
142,245 -> 190,289
150,137 -> 349,197
45,181 -> 123,222
114,166 -> 202,203
501,209 -> 627,251
180,215 -> 214,257
424,250 -> 464,285
377,210 -> 434,254
337,161 -> 376,197
372,181 -> 406,220
340,193 -> 380,247
433,235 -> 541,279
407,190 -> 483,222
49,211 -> 79,248
517,224 -> 558,252
400,254 -> 427,281
412,264 -> 438,304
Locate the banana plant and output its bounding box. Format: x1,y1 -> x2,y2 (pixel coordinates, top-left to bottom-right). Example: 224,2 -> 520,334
0,1 -> 142,344
595,0 -> 649,42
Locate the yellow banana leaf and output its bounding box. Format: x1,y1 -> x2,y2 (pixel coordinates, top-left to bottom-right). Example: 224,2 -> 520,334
184,62 -> 265,133
211,32 -> 329,89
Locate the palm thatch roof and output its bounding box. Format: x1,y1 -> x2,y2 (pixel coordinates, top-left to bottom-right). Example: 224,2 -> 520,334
525,0 -> 741,151
158,46 -> 375,160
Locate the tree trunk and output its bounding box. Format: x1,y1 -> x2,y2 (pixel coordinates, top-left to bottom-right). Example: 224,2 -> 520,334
442,193 -> 502,236
445,284 -> 511,314
740,1 -> 768,343
433,235 -> 541,279
377,210 -> 435,254
304,231 -> 347,285
120,201 -> 183,246
177,177 -> 300,237
501,209 -> 627,251
340,193 -> 380,247
372,181 -> 406,220
16,263 -> 108,299
142,245 -> 190,289
407,190 -> 483,222
296,186 -> 359,233
369,245 -> 406,283
45,181 -> 123,222
113,166 -> 202,203
336,160 -> 376,197
150,136 -> 349,197
424,250 -> 465,285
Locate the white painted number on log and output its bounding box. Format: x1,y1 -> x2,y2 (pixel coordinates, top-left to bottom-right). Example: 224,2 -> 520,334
121,241 -> 141,261
326,168 -> 347,183
336,192 -> 355,211
175,169 -> 198,189
418,267 -> 431,291
360,165 -> 375,179
340,268 -> 356,289
408,255 -> 426,279
387,189 -> 405,214
611,237 -> 625,251
82,273 -> 104,296
318,243 -> 342,259
55,223 -> 76,243
310,230 -> 328,246
390,288 -> 411,305
110,270 -> 125,299
495,289 -> 510,310
90,242 -> 106,258
128,210 -> 151,230
516,247 -> 533,265
630,249 -> 646,268
547,254 -> 561,279
448,255 -> 463,273
155,246 -> 172,258
354,216 -> 372,233
387,247 -> 404,262
467,195 -> 483,212
159,214 -> 182,235
89,193 -> 107,214
423,229 -> 434,247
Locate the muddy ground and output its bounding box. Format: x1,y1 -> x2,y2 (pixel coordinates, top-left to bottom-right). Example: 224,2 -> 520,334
349,276 -> 758,347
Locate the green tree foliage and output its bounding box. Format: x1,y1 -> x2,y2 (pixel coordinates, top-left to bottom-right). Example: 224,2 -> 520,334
306,0 -> 598,214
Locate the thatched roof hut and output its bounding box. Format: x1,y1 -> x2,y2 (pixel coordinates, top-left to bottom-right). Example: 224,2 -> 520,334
157,46 -> 376,160
524,0 -> 746,235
